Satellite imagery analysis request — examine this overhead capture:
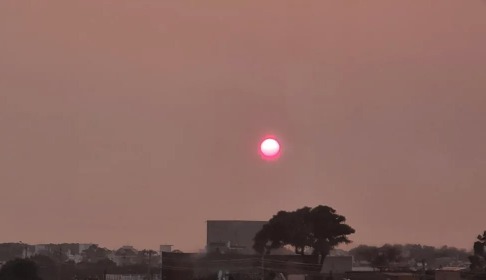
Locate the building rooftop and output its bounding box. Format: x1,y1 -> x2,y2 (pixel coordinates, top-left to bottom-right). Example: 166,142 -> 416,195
206,220 -> 267,223
383,273 -> 417,276
436,267 -> 467,271
352,267 -> 378,272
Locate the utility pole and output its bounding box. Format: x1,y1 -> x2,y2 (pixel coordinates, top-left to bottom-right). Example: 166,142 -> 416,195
57,245 -> 62,280
261,252 -> 265,280
147,250 -> 153,280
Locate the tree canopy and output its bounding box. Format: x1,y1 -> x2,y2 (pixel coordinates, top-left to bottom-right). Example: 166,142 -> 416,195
0,258 -> 42,280
253,205 -> 355,264
350,243 -> 469,269
82,245 -> 111,263
470,231 -> 486,271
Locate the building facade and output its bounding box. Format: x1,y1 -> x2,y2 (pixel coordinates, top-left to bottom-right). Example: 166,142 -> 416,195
206,220 -> 267,254
320,256 -> 353,274
435,267 -> 466,280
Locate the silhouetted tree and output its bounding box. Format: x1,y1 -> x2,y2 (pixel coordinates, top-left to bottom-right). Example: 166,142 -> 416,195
75,259 -> 116,280
381,244 -> 402,263
470,231 -> 486,271
139,250 -> 158,280
139,249 -> 157,265
0,244 -> 26,262
350,243 -> 469,270
82,245 -> 111,263
253,205 -> 355,264
264,271 -> 276,280
371,254 -> 388,271
0,258 -> 42,280
349,245 -> 379,263
29,255 -> 56,280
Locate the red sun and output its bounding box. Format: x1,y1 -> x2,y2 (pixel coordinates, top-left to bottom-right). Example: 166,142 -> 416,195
259,137 -> 281,160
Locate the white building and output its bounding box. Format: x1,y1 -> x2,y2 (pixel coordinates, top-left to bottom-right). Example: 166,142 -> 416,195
160,245 -> 172,253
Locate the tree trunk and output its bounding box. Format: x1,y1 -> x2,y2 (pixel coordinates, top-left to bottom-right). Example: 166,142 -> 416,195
320,254 -> 326,265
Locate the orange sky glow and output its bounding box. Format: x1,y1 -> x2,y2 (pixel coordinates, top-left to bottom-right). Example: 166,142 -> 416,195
1,1 -> 486,251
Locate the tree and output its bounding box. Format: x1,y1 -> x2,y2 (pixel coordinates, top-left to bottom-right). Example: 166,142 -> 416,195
82,245 -> 111,263
0,258 -> 42,280
371,254 -> 388,271
139,250 -> 158,280
349,245 -> 379,263
309,206 -> 355,262
470,231 -> 486,271
381,244 -> 402,263
253,205 -> 355,264
0,243 -> 26,262
139,249 -> 157,265
475,231 -> 486,256
29,255 -> 56,280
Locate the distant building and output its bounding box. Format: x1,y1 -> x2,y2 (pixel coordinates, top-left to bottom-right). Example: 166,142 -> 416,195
206,220 -> 267,254
352,267 -> 378,272
434,257 -> 456,269
33,243 -> 96,256
321,256 -> 353,274
32,243 -> 97,263
345,272 -> 420,280
435,267 -> 467,280
106,275 -> 161,280
383,273 -> 420,280
287,275 -> 306,280
67,253 -> 83,263
285,256 -> 353,280
162,252 -> 323,279
160,245 -> 173,253
34,244 -> 50,255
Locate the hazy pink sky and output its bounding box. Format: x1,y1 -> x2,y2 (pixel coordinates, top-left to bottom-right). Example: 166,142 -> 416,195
1,1 -> 486,251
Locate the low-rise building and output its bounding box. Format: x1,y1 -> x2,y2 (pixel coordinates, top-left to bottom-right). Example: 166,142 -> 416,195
383,272 -> 420,280
206,220 -> 267,254
160,245 -> 172,253
345,272 -> 420,280
106,274 -> 161,280
435,267 -> 467,280
321,256 -> 353,274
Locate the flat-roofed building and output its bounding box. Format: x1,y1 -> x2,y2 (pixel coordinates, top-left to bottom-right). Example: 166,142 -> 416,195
321,256 -> 353,274
435,267 -> 467,280
206,220 -> 267,254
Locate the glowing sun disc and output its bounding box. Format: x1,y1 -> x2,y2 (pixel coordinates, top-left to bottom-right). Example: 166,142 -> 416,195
260,138 -> 280,158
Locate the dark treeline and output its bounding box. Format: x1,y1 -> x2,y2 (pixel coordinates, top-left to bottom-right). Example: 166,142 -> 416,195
0,243 -> 27,261
349,244 -> 470,268
0,243 -> 94,262
0,256 -> 161,280
0,243 -> 161,280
